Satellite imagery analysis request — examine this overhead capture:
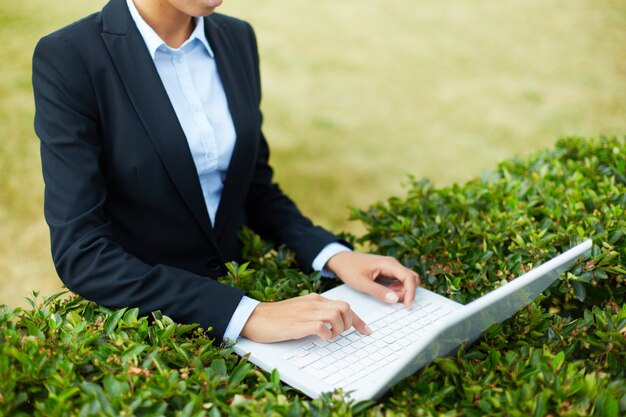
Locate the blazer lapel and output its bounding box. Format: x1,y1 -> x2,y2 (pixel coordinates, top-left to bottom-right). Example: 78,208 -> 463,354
100,0 -> 219,251
204,17 -> 258,241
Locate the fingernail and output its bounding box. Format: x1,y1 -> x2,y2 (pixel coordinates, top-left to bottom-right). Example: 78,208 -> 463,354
385,292 -> 398,303
364,325 -> 372,335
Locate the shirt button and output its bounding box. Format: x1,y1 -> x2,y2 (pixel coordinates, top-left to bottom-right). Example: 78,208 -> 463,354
175,54 -> 184,63
192,104 -> 201,112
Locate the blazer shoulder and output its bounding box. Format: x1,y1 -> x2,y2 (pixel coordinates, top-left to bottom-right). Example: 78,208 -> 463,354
37,12 -> 103,49
208,13 -> 255,36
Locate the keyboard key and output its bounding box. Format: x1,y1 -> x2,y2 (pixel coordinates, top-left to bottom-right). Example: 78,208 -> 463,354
344,377 -> 359,388
398,338 -> 412,347
399,327 -> 413,336
374,340 -> 387,349
353,348 -> 368,359
325,373 -> 344,386
341,328 -> 356,337
337,338 -> 351,347
363,344 -> 377,353
374,331 -> 390,340
282,351 -> 296,361
388,322 -> 402,331
327,343 -> 342,352
363,308 -> 387,323
295,353 -> 320,368
398,317 -> 412,326
424,304 -> 440,313
303,343 -> 316,350
355,369 -> 369,380
432,307 -> 451,318
397,347 -> 411,356
326,364 -> 340,374
307,368 -> 327,379
347,361 -> 364,372
345,354 -> 360,364
408,333 -> 421,342
315,347 -> 331,356
379,346 -> 395,356
379,326 -> 394,336
361,357 -> 375,367
380,305 -> 398,315
391,308 -> 411,319
319,356 -> 334,366
353,340 -> 366,349
331,350 -> 347,360
418,317 -> 432,325
313,339 -> 329,348
369,322 -> 385,331
347,332 -> 362,342
342,345 -> 357,355
295,349 -> 309,358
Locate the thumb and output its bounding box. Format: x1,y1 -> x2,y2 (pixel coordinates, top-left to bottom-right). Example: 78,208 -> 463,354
359,279 -> 399,304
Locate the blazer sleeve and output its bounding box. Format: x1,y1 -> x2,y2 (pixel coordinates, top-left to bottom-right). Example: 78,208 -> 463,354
241,22 -> 351,270
32,33 -> 245,342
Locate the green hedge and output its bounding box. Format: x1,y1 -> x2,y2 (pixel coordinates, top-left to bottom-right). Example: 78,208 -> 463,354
1,137 -> 625,417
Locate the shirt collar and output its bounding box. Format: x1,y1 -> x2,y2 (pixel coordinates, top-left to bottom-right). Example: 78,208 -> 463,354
125,0 -> 214,58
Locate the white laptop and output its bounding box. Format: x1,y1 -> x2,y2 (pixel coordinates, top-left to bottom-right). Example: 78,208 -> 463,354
233,239 -> 592,401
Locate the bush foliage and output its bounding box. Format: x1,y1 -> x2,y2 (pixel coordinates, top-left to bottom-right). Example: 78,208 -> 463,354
1,137 -> 625,416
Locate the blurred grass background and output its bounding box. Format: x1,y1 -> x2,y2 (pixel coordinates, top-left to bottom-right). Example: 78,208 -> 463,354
0,0 -> 625,307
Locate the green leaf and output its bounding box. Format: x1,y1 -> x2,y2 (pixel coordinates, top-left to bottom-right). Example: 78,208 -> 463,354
80,382 -> 116,415
121,343 -> 147,362
229,361 -> 251,386
351,400 -> 376,414
237,262 -> 250,276
175,323 -> 199,336
437,358 -> 459,375
603,395 -> 619,417
211,359 -> 227,375
571,281 -> 587,302
103,375 -> 129,399
270,368 -> 281,385
27,322 -> 45,339
122,308 -> 139,324
104,308 -> 127,336
533,392 -> 548,417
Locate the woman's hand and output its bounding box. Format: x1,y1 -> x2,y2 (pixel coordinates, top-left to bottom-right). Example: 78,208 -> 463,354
240,293 -> 371,343
239,252 -> 418,344
326,252 -> 420,308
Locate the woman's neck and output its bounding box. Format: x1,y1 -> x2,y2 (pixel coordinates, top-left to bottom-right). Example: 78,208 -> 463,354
132,0 -> 195,48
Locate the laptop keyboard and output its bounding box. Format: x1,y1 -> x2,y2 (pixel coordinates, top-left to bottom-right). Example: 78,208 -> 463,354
281,299 -> 454,388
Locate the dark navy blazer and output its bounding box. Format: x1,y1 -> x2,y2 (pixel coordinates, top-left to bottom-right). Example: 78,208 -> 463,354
32,0 -> 341,341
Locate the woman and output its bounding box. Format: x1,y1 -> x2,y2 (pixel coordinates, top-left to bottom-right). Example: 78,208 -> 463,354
32,0 -> 419,344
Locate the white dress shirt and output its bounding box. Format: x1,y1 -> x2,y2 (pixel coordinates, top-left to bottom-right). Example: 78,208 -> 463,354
126,0 -> 350,343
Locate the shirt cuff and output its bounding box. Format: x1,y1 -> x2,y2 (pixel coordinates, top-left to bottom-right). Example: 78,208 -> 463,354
311,242 -> 352,278
223,295 -> 261,345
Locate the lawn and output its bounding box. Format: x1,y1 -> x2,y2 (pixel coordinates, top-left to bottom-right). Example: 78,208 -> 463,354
0,0 -> 625,307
